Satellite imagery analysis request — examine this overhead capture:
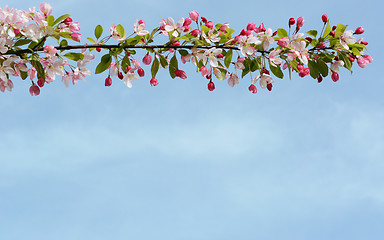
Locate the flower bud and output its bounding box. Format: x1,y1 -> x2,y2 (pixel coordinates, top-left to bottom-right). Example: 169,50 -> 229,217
220,23 -> 229,32
317,75 -> 323,83
296,17 -> 304,29
40,2 -> 53,16
332,25 -> 337,31
138,68 -> 145,77
330,31 -> 335,37
142,54 -> 152,65
201,17 -> 207,23
63,17 -> 73,25
322,14 -> 328,23
118,72 -> 124,79
248,84 -> 257,94
105,76 -> 112,86
191,29 -> 200,37
331,71 -> 339,82
175,69 -> 187,79
247,23 -> 256,31
267,83 -> 273,91
208,81 -> 215,91
289,18 -> 295,26
150,78 -> 158,86
71,32 -> 81,42
317,42 -> 326,49
183,17 -> 192,26
29,84 -> 40,96
37,78 -> 45,87
354,26 -> 364,35
217,53 -> 224,59
96,48 -> 101,52
305,37 -> 312,43
189,11 -> 199,22
206,21 -> 213,28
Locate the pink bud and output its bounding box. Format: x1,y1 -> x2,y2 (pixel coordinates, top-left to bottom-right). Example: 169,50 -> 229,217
247,23 -> 256,31
175,69 -> 187,79
63,17 -> 72,24
361,41 -> 368,45
27,67 -> 37,80
183,17 -> 192,26
296,17 -> 304,29
142,54 -> 152,65
278,38 -> 289,48
29,84 -> 40,96
267,83 -> 273,91
330,31 -> 335,37
189,11 -> 199,22
118,72 -> 124,79
331,71 -> 339,82
138,19 -> 145,25
138,68 -> 145,77
200,66 -> 209,77
317,75 -> 323,83
363,54 -> 373,63
248,84 -> 257,94
105,76 -> 112,86
71,32 -> 81,42
13,28 -> 20,35
332,26 -> 337,31
357,58 -> 368,68
217,53 -> 223,59
206,21 -> 213,29
355,26 -> 364,35
220,23 -> 229,32
289,18 -> 295,26
322,14 -> 328,23
317,42 -> 326,49
208,81 -> 215,91
191,29 -> 200,37
37,78 -> 45,87
201,17 -> 207,23
44,45 -> 57,57
150,78 -> 158,86
297,64 -> 304,72
96,48 -> 101,52
40,2 -> 53,16
183,25 -> 189,32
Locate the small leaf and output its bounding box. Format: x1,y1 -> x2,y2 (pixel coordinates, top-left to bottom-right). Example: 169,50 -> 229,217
335,23 -> 347,38
53,14 -> 71,25
64,53 -> 84,61
151,58 -> 160,78
169,55 -> 178,79
46,15 -> 55,26
121,55 -> 131,73
20,71 -> 28,80
277,28 -> 288,38
224,49 -> 232,69
308,60 -> 319,79
30,60 -> 45,80
316,59 -> 328,77
159,55 -> 168,68
178,49 -> 189,56
116,24 -> 126,39
269,64 -> 284,79
95,54 -> 112,74
60,39 -> 68,47
338,52 -> 352,71
323,21 -> 331,38
13,39 -> 32,47
87,37 -> 96,43
95,25 -> 103,39
307,30 -> 318,38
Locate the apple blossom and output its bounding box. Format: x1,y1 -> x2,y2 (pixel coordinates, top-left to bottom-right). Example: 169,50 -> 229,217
40,2 -> 52,16
248,84 -> 257,94
142,54 -> 152,65
322,14 -> 328,23
105,76 -> 112,86
150,78 -> 158,86
208,81 -> 215,91
134,19 -> 149,36
296,17 -> 304,29
189,11 -> 199,22
355,26 -> 364,35
289,18 -> 295,26
29,84 -> 40,96
331,71 -> 339,82
340,30 -> 356,50
175,69 -> 187,79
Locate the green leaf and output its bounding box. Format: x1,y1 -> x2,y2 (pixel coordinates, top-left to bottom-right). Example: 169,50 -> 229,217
64,53 -> 84,61
307,30 -> 318,38
316,59 -> 328,77
13,39 -> 32,47
60,39 -> 68,47
95,25 -> 103,39
351,47 -> 361,56
151,58 -> 160,78
159,55 -> 168,68
241,58 -> 250,78
53,14 -> 71,26
224,49 -> 232,69
178,49 -> 189,56
169,55 -> 178,79
46,15 -> 55,27
20,71 -> 28,80
87,37 -> 96,43
335,23 -> 347,38
121,55 -> 131,73
215,68 -> 227,81
323,21 -> 331,38
116,24 -> 126,39
277,28 -> 288,38
308,60 -> 319,79
338,52 -> 352,71
269,64 -> 284,79
95,54 -> 112,74
30,60 -> 45,80
250,59 -> 261,72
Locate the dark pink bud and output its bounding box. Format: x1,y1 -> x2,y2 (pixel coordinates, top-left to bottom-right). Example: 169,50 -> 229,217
175,69 -> 187,79
361,41 -> 368,45
305,37 -> 312,42
248,84 -> 257,94
272,31 -> 277,36
354,26 -> 364,35
297,64 -> 304,72
138,68 -> 145,77
289,18 -> 295,26
183,26 -> 189,32
13,28 -> 20,35
191,29 -> 200,37
29,84 -> 40,96
189,11 -> 199,22
267,83 -> 273,91
296,17 -> 304,29
63,17 -> 72,24
322,14 -> 328,23
206,21 -> 213,28
118,72 -> 124,79
201,17 -> 207,23
349,56 -> 355,62
262,68 -> 270,75
332,25 -> 337,31
71,32 -> 81,42
96,48 -> 101,52
317,42 -> 326,49
105,76 -> 112,86
330,31 -> 335,37
142,54 -> 152,65
208,81 -> 215,91
150,78 -> 158,86
331,71 -> 339,82
138,19 -> 145,25
171,41 -> 180,46
183,17 -> 192,26
217,53 -> 223,59
247,22 -> 256,31
37,78 -> 45,87
317,75 -> 323,83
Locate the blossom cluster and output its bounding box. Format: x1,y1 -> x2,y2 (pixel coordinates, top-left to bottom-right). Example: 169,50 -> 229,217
0,3 -> 372,96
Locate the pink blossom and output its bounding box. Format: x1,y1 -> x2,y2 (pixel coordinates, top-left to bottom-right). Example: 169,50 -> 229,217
206,21 -> 213,29
164,17 -> 184,37
189,11 -> 199,22
44,45 -> 57,57
255,28 -> 274,51
269,49 -> 283,67
39,3 -> 52,16
71,32 -> 81,42
183,18 -> 192,26
253,74 -> 273,89
278,37 -> 289,48
0,79 -> 14,92
330,60 -> 344,72
296,17 -> 304,29
175,69 -> 187,79
27,67 -> 37,80
247,23 -> 256,31
143,54 -> 152,65
29,84 -> 40,96
228,74 -> 239,87
220,23 -> 229,32
134,20 -> 149,36
355,26 -> 364,35
150,78 -> 158,86
340,30 -> 356,50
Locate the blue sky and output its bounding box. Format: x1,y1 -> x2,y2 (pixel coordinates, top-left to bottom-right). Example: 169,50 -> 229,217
1,0 -> 383,239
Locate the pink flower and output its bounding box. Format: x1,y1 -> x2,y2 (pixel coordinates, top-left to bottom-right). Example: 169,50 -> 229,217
44,45 -> 57,57
27,67 -> 37,80
206,21 -> 213,29
228,74 -> 239,87
0,79 -> 14,92
134,20 -> 150,36
189,11 -> 199,22
142,54 -> 152,65
269,49 -> 283,67
40,3 -> 52,16
296,17 -> 304,29
247,23 -> 256,31
278,37 -> 289,48
150,78 -> 158,86
220,23 -> 229,32
71,32 -> 81,42
175,69 -> 187,79
340,30 -> 356,50
29,84 -> 40,96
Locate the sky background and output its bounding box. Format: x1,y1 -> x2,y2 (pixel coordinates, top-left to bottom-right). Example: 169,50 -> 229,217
1,0 -> 383,239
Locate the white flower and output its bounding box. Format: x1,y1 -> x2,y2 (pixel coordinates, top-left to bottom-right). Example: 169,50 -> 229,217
340,30 -> 356,50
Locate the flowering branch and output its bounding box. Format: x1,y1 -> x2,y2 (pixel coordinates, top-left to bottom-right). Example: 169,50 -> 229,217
0,3 -> 372,96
